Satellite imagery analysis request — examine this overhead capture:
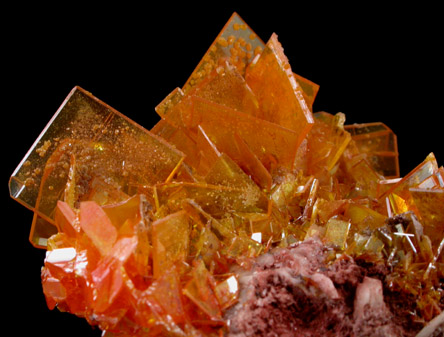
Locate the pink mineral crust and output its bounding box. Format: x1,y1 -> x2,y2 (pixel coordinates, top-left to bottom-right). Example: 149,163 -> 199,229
226,238 -> 408,337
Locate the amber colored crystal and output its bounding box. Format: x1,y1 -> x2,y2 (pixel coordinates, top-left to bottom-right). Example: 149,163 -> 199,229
306,112 -> 351,176
382,153 -> 439,215
9,11 -> 444,337
348,158 -> 385,199
344,203 -> 387,231
409,188 -> 444,245
183,12 -> 265,92
10,86 -> 184,248
205,153 -> 265,202
151,119 -> 200,169
141,267 -> 186,324
183,259 -> 222,320
314,198 -> 348,225
195,125 -> 221,176
151,181 -> 268,217
245,33 -> 314,140
232,133 -> 272,191
190,60 -> 260,116
293,72 -> 320,112
324,218 -> 351,249
152,210 -> 190,278
345,122 -> 400,178
214,275 -> 239,310
159,93 -> 301,170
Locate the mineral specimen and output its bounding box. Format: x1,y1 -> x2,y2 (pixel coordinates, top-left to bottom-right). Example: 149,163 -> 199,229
9,12 -> 444,337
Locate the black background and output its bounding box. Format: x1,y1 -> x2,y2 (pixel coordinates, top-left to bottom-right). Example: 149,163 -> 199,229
4,4 -> 442,336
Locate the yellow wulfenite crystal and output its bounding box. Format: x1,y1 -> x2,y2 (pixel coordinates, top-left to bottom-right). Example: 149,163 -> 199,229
9,11 -> 443,337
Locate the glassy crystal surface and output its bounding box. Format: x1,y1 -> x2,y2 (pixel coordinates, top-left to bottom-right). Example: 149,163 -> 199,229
9,86 -> 184,247
183,12 -> 266,93
245,33 -> 314,139
9,11 -> 443,337
345,122 -> 399,178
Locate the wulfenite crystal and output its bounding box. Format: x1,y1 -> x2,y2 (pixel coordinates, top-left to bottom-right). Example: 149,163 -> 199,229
9,12 -> 444,337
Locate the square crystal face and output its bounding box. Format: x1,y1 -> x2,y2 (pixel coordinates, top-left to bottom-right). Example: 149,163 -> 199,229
182,12 -> 319,110
9,86 -> 184,247
345,122 -> 399,178
183,12 -> 265,93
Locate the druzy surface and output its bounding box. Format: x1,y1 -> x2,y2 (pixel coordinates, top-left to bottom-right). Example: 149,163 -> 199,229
9,12 -> 444,337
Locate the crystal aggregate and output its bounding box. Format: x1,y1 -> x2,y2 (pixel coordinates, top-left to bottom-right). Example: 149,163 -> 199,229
9,12 -> 443,337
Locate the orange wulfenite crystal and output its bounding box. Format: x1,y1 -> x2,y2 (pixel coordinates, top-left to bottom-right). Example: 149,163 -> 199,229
9,12 -> 444,337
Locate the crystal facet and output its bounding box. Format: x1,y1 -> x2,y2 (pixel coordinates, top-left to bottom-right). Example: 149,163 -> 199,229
9,11 -> 444,337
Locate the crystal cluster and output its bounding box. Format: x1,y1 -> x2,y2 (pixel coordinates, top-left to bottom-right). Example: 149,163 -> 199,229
9,12 -> 443,337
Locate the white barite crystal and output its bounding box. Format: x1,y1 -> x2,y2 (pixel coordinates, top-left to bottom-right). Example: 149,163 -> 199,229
227,275 -> 239,294
46,247 -> 77,264
251,232 -> 262,243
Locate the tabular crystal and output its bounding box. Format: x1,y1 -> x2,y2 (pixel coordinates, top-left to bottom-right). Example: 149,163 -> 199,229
9,11 -> 443,337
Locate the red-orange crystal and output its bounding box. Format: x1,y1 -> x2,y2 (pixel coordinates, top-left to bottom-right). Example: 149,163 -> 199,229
9,12 -> 444,337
